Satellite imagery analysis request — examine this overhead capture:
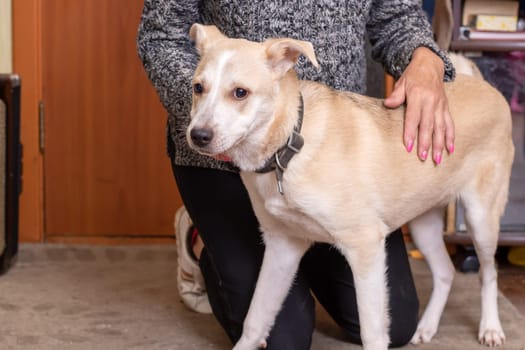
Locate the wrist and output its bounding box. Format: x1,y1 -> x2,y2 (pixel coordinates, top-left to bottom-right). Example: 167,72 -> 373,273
411,47 -> 445,77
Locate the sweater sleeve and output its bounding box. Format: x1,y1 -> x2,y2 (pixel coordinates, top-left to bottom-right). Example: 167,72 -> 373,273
137,0 -> 201,117
366,0 -> 455,81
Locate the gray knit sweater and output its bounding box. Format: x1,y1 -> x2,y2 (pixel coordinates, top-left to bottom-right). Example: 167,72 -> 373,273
137,0 -> 455,172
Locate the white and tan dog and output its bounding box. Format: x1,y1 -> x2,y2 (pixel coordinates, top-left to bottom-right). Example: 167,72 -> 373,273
186,24 -> 514,350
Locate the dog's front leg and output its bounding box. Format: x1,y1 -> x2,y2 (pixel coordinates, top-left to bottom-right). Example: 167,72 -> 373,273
336,234 -> 389,350
233,231 -> 311,350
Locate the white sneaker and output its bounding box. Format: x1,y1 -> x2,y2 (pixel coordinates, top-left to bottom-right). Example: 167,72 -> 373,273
174,206 -> 212,314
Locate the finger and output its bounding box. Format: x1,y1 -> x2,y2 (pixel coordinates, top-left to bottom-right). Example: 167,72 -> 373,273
444,108 -> 455,154
403,95 -> 421,154
384,79 -> 406,109
417,103 -> 434,161
431,108 -> 446,165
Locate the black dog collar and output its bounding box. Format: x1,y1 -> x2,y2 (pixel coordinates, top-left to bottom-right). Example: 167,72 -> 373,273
255,95 -> 305,195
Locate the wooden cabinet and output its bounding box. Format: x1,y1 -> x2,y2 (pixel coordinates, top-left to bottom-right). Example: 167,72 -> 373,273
14,0 -> 183,243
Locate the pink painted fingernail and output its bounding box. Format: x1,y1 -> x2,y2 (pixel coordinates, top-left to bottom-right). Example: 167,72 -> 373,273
448,143 -> 455,153
420,150 -> 428,160
434,152 -> 442,165
406,139 -> 414,153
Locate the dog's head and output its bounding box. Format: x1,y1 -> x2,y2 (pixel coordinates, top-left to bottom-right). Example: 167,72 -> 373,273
186,24 -> 318,169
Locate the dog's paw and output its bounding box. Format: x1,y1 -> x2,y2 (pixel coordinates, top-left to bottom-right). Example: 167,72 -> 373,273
410,326 -> 437,344
479,328 -> 505,347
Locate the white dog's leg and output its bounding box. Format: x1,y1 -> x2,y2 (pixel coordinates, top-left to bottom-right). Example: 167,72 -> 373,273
408,207 -> 455,344
336,234 -> 389,350
233,232 -> 311,350
462,193 -> 505,347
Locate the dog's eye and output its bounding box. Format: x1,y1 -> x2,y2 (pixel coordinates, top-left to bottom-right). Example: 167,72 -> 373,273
233,88 -> 248,100
193,83 -> 204,94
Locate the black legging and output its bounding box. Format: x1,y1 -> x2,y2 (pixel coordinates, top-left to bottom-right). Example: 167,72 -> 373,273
172,163 -> 419,349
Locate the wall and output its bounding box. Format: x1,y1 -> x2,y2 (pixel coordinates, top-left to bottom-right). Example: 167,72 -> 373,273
0,0 -> 12,73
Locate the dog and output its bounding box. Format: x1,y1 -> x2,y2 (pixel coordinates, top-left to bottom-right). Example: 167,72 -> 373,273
448,52 -> 483,79
186,24 -> 514,350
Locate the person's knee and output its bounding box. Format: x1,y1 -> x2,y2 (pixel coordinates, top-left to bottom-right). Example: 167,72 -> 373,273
388,298 -> 419,347
199,249 -> 256,342
265,289 -> 315,350
254,271 -> 315,350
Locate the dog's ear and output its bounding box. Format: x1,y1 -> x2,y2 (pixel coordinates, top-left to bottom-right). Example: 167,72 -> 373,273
264,38 -> 320,78
189,24 -> 226,54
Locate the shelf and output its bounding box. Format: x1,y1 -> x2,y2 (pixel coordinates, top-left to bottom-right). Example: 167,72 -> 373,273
447,0 -> 525,247
451,39 -> 525,52
451,0 -> 525,52
444,231 -> 525,246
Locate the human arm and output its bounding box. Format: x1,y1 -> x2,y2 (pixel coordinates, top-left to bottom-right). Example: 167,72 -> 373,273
137,0 -> 201,117
367,0 -> 456,164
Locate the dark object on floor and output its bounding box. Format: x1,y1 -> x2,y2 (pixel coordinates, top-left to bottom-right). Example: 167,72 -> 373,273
0,74 -> 22,275
453,245 -> 480,273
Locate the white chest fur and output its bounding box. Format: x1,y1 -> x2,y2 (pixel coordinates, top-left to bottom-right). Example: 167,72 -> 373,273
241,171 -> 335,244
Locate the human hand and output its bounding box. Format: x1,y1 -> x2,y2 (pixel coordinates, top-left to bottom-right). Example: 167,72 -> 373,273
384,47 -> 454,164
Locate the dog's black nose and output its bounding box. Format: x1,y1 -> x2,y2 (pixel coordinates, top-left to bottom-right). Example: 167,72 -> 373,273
190,128 -> 214,147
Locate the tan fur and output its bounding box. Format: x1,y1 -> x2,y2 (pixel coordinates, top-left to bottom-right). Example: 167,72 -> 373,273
187,24 -> 514,350
448,52 -> 484,79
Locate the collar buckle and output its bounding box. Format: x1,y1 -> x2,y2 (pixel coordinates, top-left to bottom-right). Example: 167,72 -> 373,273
286,130 -> 303,154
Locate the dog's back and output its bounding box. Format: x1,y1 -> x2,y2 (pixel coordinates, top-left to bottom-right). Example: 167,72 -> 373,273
289,74 -> 513,231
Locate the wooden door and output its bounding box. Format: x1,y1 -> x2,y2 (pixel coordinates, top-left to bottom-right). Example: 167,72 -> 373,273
42,1 -> 182,243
